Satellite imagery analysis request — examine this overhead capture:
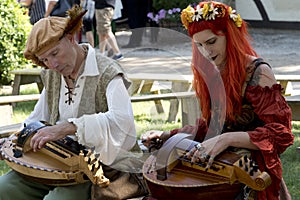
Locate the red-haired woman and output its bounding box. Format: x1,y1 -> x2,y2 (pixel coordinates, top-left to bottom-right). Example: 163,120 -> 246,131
141,1 -> 294,199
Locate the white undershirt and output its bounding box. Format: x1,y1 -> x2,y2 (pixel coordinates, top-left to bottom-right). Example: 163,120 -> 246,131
24,44 -> 136,165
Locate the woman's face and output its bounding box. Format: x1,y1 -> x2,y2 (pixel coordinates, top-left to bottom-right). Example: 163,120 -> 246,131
193,29 -> 227,68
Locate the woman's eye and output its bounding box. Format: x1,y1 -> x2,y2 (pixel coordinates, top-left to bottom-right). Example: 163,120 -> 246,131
195,42 -> 202,47
207,39 -> 216,45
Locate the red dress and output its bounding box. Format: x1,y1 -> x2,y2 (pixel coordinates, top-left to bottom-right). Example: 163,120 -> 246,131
170,60 -> 294,199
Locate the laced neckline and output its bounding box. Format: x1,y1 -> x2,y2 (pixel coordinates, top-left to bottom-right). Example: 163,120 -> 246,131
64,45 -> 88,105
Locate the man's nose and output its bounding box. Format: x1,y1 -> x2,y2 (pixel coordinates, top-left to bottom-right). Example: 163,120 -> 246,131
47,59 -> 58,69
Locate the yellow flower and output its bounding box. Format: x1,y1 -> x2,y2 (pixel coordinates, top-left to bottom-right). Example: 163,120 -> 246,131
228,7 -> 243,27
181,5 -> 195,29
202,3 -> 209,19
180,2 -> 243,29
234,14 -> 243,27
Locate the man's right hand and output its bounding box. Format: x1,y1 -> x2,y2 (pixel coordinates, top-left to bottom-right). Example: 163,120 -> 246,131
141,130 -> 170,148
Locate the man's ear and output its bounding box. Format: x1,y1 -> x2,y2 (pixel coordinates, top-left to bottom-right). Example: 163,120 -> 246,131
65,33 -> 75,43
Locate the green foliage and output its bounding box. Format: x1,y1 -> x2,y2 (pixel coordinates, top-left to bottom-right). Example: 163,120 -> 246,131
0,0 -> 32,85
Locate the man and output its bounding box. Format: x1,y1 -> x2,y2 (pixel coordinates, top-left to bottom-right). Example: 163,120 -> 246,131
19,0 -> 45,25
122,0 -> 148,48
0,6 -> 147,199
95,0 -> 123,60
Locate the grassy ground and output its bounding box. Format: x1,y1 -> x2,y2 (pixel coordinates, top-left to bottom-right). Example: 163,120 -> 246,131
0,85 -> 299,198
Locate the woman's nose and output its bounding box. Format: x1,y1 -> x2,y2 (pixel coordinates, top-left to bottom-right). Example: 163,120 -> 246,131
203,45 -> 213,56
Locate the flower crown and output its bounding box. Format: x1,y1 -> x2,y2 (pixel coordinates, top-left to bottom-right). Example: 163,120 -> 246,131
181,2 -> 243,29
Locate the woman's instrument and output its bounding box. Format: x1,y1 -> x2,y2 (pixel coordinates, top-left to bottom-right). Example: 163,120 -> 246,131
0,121 -> 110,186
143,133 -> 272,200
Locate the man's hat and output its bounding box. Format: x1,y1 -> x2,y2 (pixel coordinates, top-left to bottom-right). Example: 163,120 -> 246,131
24,5 -> 87,67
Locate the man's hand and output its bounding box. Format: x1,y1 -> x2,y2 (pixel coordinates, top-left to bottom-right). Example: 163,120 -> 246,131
30,121 -> 77,152
141,130 -> 170,148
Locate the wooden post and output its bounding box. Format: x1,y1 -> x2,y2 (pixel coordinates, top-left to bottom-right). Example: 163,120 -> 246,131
181,96 -> 201,126
167,82 -> 190,123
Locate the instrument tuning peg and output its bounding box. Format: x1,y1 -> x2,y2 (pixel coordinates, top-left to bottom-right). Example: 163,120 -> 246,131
82,149 -> 88,156
253,164 -> 259,172
243,155 -> 248,163
250,160 -> 253,167
13,149 -> 23,158
244,165 -> 248,172
250,169 -> 254,176
91,163 -> 95,171
239,159 -> 243,167
94,153 -> 100,159
23,123 -> 27,127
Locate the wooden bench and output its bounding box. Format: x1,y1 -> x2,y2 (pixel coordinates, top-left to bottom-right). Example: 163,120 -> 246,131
285,95 -> 300,121
9,69 -> 194,122
11,69 -> 43,95
1,92 -> 300,140
0,123 -> 22,138
274,75 -> 300,95
0,94 -> 40,126
0,91 -> 198,125
0,92 -> 198,137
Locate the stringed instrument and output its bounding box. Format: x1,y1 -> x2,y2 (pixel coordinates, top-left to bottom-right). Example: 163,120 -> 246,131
0,121 -> 110,187
143,133 -> 272,200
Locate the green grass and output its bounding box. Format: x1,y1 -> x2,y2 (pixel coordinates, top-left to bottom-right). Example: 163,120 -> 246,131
0,85 -> 299,198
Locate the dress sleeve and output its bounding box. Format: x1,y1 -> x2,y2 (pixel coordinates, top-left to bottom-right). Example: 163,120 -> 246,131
245,84 -> 294,199
246,84 -> 293,154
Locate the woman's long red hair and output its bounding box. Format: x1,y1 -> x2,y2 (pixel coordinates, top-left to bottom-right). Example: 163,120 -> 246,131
188,2 -> 258,122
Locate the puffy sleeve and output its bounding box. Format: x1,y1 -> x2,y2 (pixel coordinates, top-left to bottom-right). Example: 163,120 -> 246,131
245,84 -> 294,199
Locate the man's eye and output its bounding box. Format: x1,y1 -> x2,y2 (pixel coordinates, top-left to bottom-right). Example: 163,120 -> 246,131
39,58 -> 47,63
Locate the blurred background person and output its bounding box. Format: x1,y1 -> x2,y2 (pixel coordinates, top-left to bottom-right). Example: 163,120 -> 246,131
20,0 -> 46,25
122,0 -> 148,48
81,0 -> 96,47
95,0 -> 123,60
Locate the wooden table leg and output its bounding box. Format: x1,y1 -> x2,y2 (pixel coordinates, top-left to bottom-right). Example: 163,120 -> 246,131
12,75 -> 21,95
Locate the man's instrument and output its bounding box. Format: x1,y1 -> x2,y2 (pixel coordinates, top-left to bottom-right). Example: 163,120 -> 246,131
0,121 -> 110,186
143,133 -> 272,200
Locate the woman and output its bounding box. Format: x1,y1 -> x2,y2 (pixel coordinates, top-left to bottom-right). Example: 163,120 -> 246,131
141,1 -> 294,199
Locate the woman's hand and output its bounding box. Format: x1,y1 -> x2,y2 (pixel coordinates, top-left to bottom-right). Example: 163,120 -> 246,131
141,130 -> 170,148
185,132 -> 257,169
186,134 -> 228,169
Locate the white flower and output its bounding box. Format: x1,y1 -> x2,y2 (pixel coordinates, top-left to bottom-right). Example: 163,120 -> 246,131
207,4 -> 219,20
229,9 -> 238,20
192,5 -> 203,21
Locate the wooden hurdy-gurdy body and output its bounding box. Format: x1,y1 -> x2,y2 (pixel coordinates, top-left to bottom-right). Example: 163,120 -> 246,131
143,133 -> 272,200
0,121 -> 110,186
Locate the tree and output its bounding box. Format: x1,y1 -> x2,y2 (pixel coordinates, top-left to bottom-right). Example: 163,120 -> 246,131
0,0 -> 32,85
